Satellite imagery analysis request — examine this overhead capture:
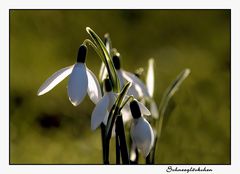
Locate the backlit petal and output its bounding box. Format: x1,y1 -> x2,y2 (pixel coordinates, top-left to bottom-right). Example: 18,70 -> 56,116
138,101 -> 151,116
123,96 -> 150,117
37,65 -> 73,96
131,117 -> 154,157
86,68 -> 102,104
107,92 -> 117,111
68,63 -> 88,106
127,85 -> 140,98
122,70 -> 150,98
91,94 -> 110,130
146,58 -> 154,97
121,107 -> 132,123
150,99 -> 159,118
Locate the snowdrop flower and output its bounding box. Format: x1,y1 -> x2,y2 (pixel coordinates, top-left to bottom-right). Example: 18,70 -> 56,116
130,99 -> 154,157
112,54 -> 150,99
146,58 -> 159,118
37,44 -> 101,106
91,78 -> 116,130
91,79 -> 151,130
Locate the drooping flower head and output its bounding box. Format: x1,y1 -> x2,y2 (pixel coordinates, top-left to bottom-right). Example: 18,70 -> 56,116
91,78 -> 116,130
130,99 -> 154,157
37,44 -> 101,106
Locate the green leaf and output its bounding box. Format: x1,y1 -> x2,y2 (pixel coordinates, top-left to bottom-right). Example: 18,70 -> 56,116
86,27 -> 120,92
151,68 -> 190,163
104,33 -> 112,56
157,68 -> 190,136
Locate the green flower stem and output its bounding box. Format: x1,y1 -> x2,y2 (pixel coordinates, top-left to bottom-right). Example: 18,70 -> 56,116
119,95 -> 134,111
146,154 -> 151,164
83,39 -> 106,64
115,115 -> 129,164
104,82 -> 131,164
100,123 -> 106,163
86,27 -> 120,92
104,104 -> 116,164
104,137 -> 110,164
151,69 -> 190,164
85,28 -> 132,164
104,33 -> 112,56
115,128 -> 121,164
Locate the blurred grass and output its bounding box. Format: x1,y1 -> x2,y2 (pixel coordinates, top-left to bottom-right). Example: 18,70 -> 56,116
10,10 -> 230,164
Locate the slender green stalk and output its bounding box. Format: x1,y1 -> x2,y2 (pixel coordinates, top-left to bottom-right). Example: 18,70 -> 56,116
85,28 -> 132,165
115,124 -> 121,164
146,154 -> 151,164
100,123 -> 106,163
83,39 -> 104,62
115,115 -> 129,164
104,137 -> 110,164
104,33 -> 112,56
151,68 -> 190,164
86,27 -> 120,92
119,95 -> 134,111
104,82 -> 131,164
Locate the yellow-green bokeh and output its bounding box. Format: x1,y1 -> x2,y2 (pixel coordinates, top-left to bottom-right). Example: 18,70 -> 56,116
10,10 -> 230,164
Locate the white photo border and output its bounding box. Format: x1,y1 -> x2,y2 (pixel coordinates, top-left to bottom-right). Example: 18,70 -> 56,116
1,0 -> 239,174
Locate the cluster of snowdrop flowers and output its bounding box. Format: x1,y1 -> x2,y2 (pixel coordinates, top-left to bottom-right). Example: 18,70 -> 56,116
91,78 -> 151,131
37,27 -> 190,164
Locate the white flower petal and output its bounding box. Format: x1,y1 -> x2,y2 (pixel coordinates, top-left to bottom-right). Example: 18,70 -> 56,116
150,99 -> 159,119
120,99 -> 132,122
103,111 -> 109,125
37,65 -> 73,96
121,107 -> 132,123
107,92 -> 117,111
127,85 -> 140,98
122,96 -> 150,117
146,59 -> 154,97
137,100 -> 151,116
68,63 -> 88,106
122,70 -> 150,98
91,94 -> 110,130
131,117 -> 154,157
86,68 -> 102,104
120,96 -> 149,122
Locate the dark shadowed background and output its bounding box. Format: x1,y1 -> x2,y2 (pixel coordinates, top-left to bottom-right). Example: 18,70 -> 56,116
10,9 -> 230,164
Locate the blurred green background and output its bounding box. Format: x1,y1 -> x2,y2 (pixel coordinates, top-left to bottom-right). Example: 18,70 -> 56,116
10,10 -> 230,164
